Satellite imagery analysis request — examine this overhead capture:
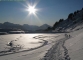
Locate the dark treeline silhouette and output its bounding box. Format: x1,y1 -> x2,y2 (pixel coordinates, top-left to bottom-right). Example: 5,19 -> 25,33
46,19 -> 64,31
46,7 -> 83,32
68,13 -> 74,20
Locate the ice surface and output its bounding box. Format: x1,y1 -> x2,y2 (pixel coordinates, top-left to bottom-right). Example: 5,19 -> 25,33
0,33 -> 61,60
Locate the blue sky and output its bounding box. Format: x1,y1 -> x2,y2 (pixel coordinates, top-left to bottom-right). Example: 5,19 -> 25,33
0,0 -> 83,26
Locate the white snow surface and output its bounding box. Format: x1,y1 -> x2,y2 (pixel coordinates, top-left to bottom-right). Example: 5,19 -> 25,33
0,27 -> 83,60
65,29 -> 83,60
0,33 -> 63,60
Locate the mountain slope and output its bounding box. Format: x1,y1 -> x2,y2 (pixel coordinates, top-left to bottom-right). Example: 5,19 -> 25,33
39,24 -> 51,30
0,22 -> 51,31
52,8 -> 83,32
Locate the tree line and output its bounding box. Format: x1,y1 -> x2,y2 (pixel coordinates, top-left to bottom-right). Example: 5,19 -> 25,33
45,8 -> 83,31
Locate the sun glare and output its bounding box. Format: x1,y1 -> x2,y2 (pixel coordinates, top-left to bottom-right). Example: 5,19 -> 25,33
24,1 -> 42,23
28,6 -> 37,14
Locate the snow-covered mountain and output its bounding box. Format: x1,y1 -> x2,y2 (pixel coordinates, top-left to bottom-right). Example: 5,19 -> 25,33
52,8 -> 83,32
39,24 -> 51,30
0,22 -> 51,31
23,24 -> 51,31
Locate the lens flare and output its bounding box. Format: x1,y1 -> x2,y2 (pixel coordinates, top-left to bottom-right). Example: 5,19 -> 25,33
28,6 -> 36,14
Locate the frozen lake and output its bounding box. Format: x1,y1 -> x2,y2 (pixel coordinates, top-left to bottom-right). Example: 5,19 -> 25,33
0,33 -> 65,60
0,34 -> 60,53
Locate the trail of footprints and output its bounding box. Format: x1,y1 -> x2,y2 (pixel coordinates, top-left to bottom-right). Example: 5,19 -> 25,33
41,38 -> 71,60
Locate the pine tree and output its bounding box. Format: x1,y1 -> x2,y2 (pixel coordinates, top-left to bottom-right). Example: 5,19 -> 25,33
59,19 -> 64,22
52,22 -> 59,30
74,11 -> 77,16
68,13 -> 74,20
82,8 -> 83,10
76,10 -> 80,13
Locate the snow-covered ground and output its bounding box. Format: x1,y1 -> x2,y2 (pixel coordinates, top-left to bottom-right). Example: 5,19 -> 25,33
65,28 -> 83,60
0,34 -> 44,52
0,27 -> 83,60
0,33 -> 63,60
41,28 -> 83,60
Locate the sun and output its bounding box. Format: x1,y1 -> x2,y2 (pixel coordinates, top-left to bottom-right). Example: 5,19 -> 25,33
28,6 -> 37,14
